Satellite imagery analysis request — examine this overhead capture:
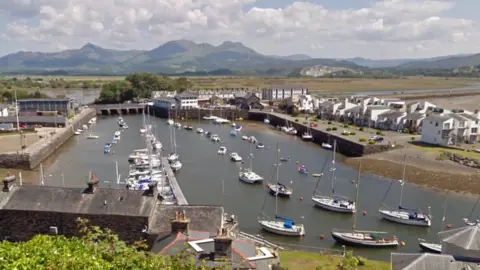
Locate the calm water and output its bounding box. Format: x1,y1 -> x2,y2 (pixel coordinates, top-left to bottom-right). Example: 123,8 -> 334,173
38,114 -> 480,261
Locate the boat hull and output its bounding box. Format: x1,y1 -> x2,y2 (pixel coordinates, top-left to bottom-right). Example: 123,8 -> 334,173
258,220 -> 305,236
419,242 -> 442,253
239,173 -> 263,184
312,197 -> 355,213
331,232 -> 399,248
379,210 -> 431,227
268,186 -> 292,197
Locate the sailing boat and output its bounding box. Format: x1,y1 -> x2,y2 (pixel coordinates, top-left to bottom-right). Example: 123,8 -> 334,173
167,123 -> 179,163
258,142 -> 305,237
332,162 -> 399,248
167,106 -> 174,125
312,141 -> 355,213
264,113 -> 270,124
140,109 -> 147,134
419,196 -> 448,253
239,143 -> 263,184
267,143 -> 293,197
302,126 -> 313,140
463,195 -> 480,226
184,111 -> 193,130
379,154 -> 432,227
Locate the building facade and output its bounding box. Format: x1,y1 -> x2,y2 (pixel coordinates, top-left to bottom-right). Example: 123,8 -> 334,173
0,104 -> 8,117
262,86 -> 308,101
174,92 -> 199,109
17,98 -> 74,115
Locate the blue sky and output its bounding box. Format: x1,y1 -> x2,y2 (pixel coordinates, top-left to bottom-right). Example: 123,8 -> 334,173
1,0 -> 479,59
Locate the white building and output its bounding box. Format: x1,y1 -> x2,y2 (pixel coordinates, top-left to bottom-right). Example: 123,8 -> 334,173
152,91 -> 177,99
174,92 -> 199,109
262,85 -> 308,101
298,95 -> 319,112
153,98 -> 176,109
420,113 -> 479,146
0,104 -> 8,117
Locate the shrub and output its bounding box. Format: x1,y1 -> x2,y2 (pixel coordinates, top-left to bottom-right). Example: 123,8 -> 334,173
313,119 -> 318,122
359,137 -> 367,142
342,132 -> 350,136
403,128 -> 410,133
350,132 -> 356,135
376,131 -> 385,136
411,136 -> 415,141
343,124 -> 349,128
356,256 -> 367,266
359,127 -> 364,131
368,140 -> 376,144
326,128 -> 332,131
327,121 -> 332,125
294,119 -> 299,122
332,127 -> 337,131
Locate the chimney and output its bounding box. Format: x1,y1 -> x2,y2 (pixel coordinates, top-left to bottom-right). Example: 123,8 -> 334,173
143,181 -> 157,197
213,226 -> 233,262
171,210 -> 190,234
3,173 -> 16,192
84,174 -> 99,194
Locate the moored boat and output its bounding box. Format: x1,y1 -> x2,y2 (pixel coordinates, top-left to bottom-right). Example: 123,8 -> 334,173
257,143 -> 265,149
322,142 -> 332,149
230,152 -> 242,162
217,146 -> 227,155
87,134 -> 99,139
196,128 -> 204,133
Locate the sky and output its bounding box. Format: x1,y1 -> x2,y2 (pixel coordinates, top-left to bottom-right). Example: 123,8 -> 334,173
1,0 -> 480,59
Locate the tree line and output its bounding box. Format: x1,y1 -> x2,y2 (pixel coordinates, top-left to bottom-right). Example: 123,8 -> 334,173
0,77 -> 104,90
96,73 -> 193,104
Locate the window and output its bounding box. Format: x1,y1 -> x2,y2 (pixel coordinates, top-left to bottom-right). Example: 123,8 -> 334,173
472,128 -> 478,133
49,226 -> 58,235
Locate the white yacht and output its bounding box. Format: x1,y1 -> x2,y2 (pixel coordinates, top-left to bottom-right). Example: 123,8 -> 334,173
217,146 -> 227,155
257,143 -> 265,149
258,219 -> 305,236
171,160 -> 182,171
167,153 -> 179,163
74,130 -> 82,135
230,152 -> 242,162
302,128 -> 313,140
86,134 -> 99,139
242,135 -> 249,140
114,131 -> 121,136
264,118 -> 270,124
196,128 -> 204,133
211,134 -> 220,142
239,143 -> 263,184
322,142 -> 333,149
140,128 -> 146,134
167,119 -> 174,125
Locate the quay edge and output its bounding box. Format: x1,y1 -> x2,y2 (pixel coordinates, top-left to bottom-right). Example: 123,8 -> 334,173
248,110 -> 399,157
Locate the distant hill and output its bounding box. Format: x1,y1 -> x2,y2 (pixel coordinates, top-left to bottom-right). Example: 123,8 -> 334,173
0,41 -> 360,75
398,54 -> 480,69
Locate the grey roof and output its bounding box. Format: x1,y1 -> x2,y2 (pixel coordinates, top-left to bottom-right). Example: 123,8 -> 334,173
379,110 -> 406,119
318,101 -> 334,107
0,115 -> 66,124
391,253 -> 479,270
149,205 -> 223,234
458,113 -> 480,122
367,105 -> 391,110
344,105 -> 362,113
425,114 -> 453,123
439,224 -> 480,251
0,104 -> 8,110
1,185 -> 155,217
451,114 -> 469,122
175,92 -> 198,98
244,92 -> 258,100
269,85 -> 306,90
407,112 -> 426,121
18,98 -> 71,102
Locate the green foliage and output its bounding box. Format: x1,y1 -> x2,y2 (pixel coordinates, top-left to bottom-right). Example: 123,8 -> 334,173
0,218 -> 210,270
291,110 -> 300,117
350,132 -> 356,135
97,73 -> 193,104
368,140 -> 376,144
294,119 -> 299,122
411,136 -> 416,141
376,131 -> 385,136
338,252 -> 359,270
0,89 -> 49,102
327,121 -> 332,125
359,127 -> 364,131
342,131 -> 350,136
359,137 -> 367,142
326,128 -> 332,131
343,124 -> 349,128
332,127 -> 337,131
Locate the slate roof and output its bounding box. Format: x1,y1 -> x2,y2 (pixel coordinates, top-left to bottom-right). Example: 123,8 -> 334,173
391,253 -> 479,270
175,92 -> 198,98
379,110 -> 406,119
451,114 -> 469,122
458,113 -> 480,122
424,114 -> 453,123
344,105 -> 362,113
0,104 -> 8,110
17,98 -> 71,102
367,105 -> 391,110
1,185 -> 155,217
439,224 -> 480,251
407,112 -> 426,121
149,205 -> 223,234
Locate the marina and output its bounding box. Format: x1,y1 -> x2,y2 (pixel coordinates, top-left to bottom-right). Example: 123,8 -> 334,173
34,114 -> 480,261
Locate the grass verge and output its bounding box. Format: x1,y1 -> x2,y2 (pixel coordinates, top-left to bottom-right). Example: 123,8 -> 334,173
279,250 -> 390,270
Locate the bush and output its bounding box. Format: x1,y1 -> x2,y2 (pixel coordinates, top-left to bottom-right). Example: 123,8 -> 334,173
326,128 -> 332,131
350,132 -> 356,135
332,127 -> 337,131
342,132 -> 350,136
327,121 -> 332,125
356,256 -> 367,266
411,136 -> 415,141
359,137 -> 367,142
368,140 -> 376,144
403,128 -> 410,133
343,124 -> 349,128
376,131 -> 385,136
313,119 -> 318,122
294,119 -> 299,122
359,127 -> 364,131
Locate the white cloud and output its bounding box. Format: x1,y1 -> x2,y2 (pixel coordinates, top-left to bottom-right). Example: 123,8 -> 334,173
1,0 -> 479,59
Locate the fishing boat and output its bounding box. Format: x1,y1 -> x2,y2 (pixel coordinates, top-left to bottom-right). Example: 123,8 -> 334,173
258,143 -> 304,236
235,124 -> 242,132
239,143 -> 263,184
230,152 -> 242,162
87,134 -> 99,139
217,146 -> 227,155
297,165 -> 308,174
419,196 -> 448,253
312,141 -> 355,213
257,143 -> 265,149
171,160 -> 182,171
379,154 -> 432,227
267,143 -> 293,197
332,162 -> 399,248
196,128 -> 204,133
230,130 -> 237,136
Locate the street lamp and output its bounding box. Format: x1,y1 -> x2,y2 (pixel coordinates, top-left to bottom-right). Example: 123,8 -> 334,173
342,245 -> 346,257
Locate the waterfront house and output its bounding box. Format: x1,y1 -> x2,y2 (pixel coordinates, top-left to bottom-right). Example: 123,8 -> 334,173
0,104 -> 8,117
262,85 -> 308,102
455,112 -> 480,144
316,101 -> 335,119
376,110 -> 407,131
438,223 -> 480,262
153,97 -> 176,110
235,93 -> 263,110
152,91 -> 176,99
298,95 -> 320,113
405,112 -> 426,133
0,115 -> 66,128
421,114 -> 456,146
333,98 -> 357,122
174,92 -> 199,109
17,98 -> 75,116
362,105 -> 391,127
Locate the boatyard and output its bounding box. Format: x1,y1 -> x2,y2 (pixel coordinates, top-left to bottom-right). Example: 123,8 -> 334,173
21,113 -> 479,261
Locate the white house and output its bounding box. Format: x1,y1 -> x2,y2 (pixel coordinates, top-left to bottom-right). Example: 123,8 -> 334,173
0,104 -> 8,117
262,85 -> 308,101
376,110 -> 407,130
298,95 -> 320,112
421,114 -> 456,146
334,98 -> 357,121
362,105 -> 391,127
174,92 -> 199,109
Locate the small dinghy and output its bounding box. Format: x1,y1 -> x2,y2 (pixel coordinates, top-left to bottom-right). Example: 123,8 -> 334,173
257,143 -> 265,149
87,134 -> 99,139
196,128 -> 204,133
230,130 -> 237,136
264,118 -> 270,124
235,124 -> 242,132
242,135 -> 249,140
297,165 -> 308,174
280,156 -> 291,162
322,142 -> 333,149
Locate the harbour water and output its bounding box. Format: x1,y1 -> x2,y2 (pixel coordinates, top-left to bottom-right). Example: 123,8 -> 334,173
38,114 -> 480,261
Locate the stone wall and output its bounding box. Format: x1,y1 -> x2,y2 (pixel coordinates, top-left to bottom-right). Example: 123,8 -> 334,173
441,151 -> 480,169
0,209 -> 148,243
0,153 -> 30,169
248,111 -> 398,157
150,105 -> 249,121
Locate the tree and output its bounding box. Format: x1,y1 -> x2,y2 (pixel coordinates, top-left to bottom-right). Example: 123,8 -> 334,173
0,218 -> 213,270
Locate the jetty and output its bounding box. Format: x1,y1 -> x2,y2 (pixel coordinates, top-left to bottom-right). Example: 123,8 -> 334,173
162,157 -> 188,205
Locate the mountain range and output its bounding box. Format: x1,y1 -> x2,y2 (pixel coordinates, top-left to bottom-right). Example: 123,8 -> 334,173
0,40 -> 479,75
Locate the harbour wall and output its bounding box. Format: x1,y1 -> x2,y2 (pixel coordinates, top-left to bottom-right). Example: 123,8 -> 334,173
148,105 -> 249,121
248,111 -> 397,157
0,109 -> 96,170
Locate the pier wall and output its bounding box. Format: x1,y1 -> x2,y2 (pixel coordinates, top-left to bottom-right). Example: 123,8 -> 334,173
248,111 -> 396,157
149,105 -> 249,121
0,109 -> 96,170
162,157 -> 188,205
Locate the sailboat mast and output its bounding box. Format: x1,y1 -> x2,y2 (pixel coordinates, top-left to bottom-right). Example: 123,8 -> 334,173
441,195 -> 448,230
275,142 -> 280,183
353,162 -> 362,232
249,142 -> 253,172
399,154 -> 407,207
331,140 -> 337,195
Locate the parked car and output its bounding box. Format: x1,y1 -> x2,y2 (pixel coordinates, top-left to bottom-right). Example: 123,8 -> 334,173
310,123 -> 318,128
375,137 -> 384,142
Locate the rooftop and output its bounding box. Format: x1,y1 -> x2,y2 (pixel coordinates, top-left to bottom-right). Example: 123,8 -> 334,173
0,185 -> 156,217
425,114 -> 453,123
17,98 -> 72,102
0,115 -> 66,124
0,104 -> 8,110
379,110 -> 406,119
458,113 -> 480,122
391,253 -> 479,270
439,223 -> 480,251
175,92 -> 198,98
407,112 -> 426,121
